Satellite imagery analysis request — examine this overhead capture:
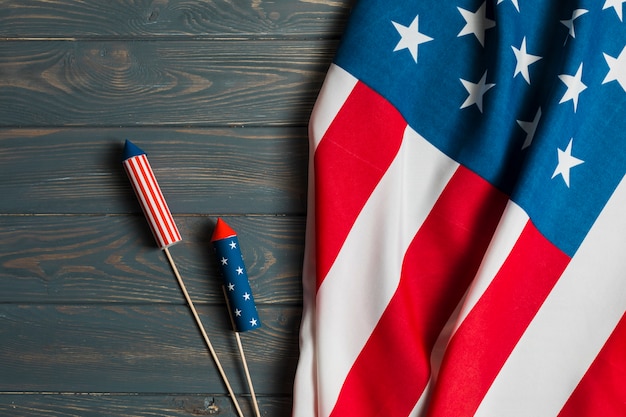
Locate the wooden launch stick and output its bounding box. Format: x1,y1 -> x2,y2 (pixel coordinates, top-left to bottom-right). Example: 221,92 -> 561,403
165,248 -> 245,417
122,140 -> 244,417
222,285 -> 262,417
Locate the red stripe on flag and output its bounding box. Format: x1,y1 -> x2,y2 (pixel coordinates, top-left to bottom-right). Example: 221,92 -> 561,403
328,166 -> 508,417
314,81 -> 406,290
557,312 -> 626,417
425,221 -> 571,417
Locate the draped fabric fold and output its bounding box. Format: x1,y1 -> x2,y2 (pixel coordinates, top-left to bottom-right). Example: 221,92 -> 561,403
293,1 -> 626,416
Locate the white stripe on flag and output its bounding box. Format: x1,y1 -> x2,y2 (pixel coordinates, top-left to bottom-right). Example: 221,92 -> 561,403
309,64 -> 358,150
291,159 -> 319,417
293,64 -> 358,417
292,64 -> 357,417
316,125 -> 459,417
474,175 -> 626,417
454,201 -> 529,330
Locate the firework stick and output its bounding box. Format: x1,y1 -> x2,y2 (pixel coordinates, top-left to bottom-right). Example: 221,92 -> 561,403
222,285 -> 262,417
165,248 -> 245,417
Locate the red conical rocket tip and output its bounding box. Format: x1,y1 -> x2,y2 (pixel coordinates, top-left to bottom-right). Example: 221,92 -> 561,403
211,217 -> 237,241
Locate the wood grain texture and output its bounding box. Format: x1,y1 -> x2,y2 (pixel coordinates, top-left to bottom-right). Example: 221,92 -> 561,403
0,40 -> 336,127
0,215 -> 305,304
0,128 -> 308,214
0,0 -> 349,415
0,304 -> 301,394
0,394 -> 292,417
0,0 -> 352,39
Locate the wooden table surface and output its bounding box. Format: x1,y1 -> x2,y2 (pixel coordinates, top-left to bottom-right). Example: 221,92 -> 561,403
0,1 -> 350,415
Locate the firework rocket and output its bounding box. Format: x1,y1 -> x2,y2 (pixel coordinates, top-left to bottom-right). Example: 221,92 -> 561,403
122,139 -> 182,248
211,218 -> 261,332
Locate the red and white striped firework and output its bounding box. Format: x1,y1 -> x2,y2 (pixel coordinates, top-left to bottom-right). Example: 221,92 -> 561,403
122,139 -> 181,248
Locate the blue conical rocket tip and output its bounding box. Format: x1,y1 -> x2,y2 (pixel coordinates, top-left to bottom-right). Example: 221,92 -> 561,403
122,139 -> 146,162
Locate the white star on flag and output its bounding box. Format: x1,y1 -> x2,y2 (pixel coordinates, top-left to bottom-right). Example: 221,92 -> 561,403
561,9 -> 588,40
552,138 -> 584,187
460,70 -> 495,113
457,2 -> 495,47
497,0 -> 520,13
392,15 -> 433,63
559,63 -> 587,112
512,37 -> 542,84
517,107 -> 542,149
603,46 -> 626,92
603,0 -> 625,21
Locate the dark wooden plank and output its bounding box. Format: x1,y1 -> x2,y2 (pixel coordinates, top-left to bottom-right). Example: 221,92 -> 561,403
0,128 -> 308,214
0,215 -> 305,304
0,304 -> 301,394
0,0 -> 351,39
0,40 -> 336,127
0,394 -> 292,417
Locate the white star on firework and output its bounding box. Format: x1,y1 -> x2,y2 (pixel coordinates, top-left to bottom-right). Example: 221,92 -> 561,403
517,108 -> 542,149
250,318 -> 258,327
392,15 -> 434,63
512,37 -> 542,84
234,308 -> 242,317
220,257 -> 228,266
460,71 -> 495,113
603,0 -> 625,21
603,46 -> 626,92
457,2 -> 495,47
552,139 -> 584,188
559,63 -> 587,112
236,266 -> 244,275
229,240 -> 237,249
561,9 -> 588,41
243,292 -> 251,301
227,282 -> 235,291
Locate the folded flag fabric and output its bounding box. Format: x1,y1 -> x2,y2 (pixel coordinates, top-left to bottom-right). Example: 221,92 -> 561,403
292,1 -> 626,417
122,139 -> 182,248
212,218 -> 261,332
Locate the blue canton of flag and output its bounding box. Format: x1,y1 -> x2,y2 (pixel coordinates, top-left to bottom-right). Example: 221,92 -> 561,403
212,218 -> 261,333
336,0 -> 625,256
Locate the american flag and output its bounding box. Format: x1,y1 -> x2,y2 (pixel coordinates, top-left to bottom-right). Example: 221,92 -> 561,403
292,1 -> 626,416
122,139 -> 182,249
212,218 -> 261,333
